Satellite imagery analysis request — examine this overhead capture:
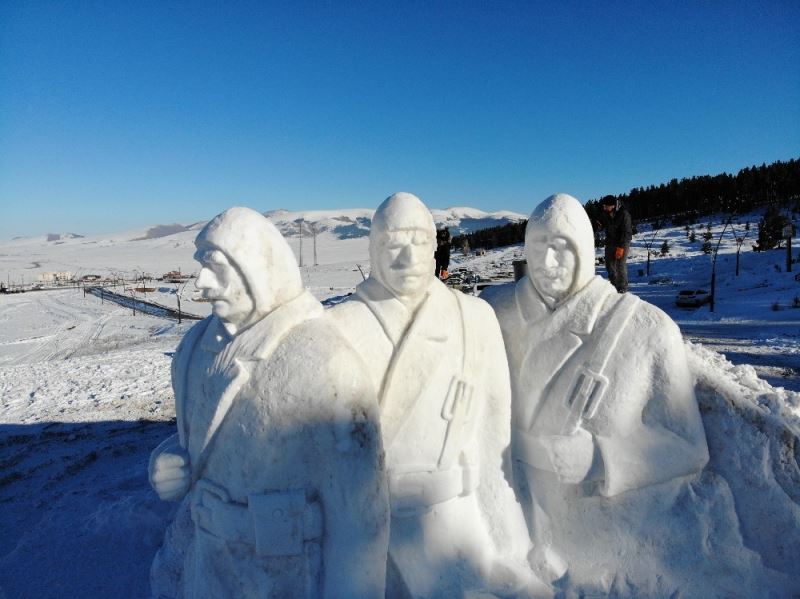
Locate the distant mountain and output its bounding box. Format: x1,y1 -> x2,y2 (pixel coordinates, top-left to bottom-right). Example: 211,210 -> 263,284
4,206 -> 525,246
263,206 -> 526,240
46,233 -> 85,242
132,223 -> 204,241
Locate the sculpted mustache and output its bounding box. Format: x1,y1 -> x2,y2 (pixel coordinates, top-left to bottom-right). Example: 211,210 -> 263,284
390,267 -> 428,275
535,267 -> 567,278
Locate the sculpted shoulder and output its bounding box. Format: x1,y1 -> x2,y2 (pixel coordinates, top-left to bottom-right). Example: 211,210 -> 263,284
630,296 -> 682,340
479,282 -> 516,317
277,315 -> 368,374
176,315 -> 212,353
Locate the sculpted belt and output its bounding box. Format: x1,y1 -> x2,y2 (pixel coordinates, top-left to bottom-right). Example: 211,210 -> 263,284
513,428 -> 556,472
389,465 -> 477,517
191,479 -> 323,558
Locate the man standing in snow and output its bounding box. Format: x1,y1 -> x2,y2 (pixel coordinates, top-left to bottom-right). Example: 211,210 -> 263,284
148,207 -> 388,598
330,193 -> 549,598
434,227 -> 451,279
483,194 -> 709,592
597,195 -> 632,293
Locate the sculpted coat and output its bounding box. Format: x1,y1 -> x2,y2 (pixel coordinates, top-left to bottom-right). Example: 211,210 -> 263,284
483,194 -> 709,593
330,193 -> 545,599
149,208 -> 388,599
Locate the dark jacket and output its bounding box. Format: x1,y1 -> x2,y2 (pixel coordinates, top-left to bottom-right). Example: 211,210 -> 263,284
601,204 -> 632,250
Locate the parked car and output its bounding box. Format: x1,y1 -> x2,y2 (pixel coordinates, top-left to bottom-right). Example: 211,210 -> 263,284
675,289 -> 711,307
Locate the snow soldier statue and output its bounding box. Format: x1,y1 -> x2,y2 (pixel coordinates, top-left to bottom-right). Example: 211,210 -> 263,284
148,207 -> 389,598
483,194 -> 709,593
330,193 -> 550,598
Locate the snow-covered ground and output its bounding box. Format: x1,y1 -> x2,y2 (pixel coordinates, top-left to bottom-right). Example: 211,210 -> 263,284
1,207 -> 798,597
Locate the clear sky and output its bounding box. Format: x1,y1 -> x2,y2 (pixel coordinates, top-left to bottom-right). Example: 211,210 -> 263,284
1,1 -> 798,239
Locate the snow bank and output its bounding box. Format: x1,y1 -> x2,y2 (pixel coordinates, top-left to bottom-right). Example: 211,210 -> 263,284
688,342 -> 800,580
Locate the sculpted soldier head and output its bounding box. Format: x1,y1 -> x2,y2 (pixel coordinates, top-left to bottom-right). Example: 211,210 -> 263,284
369,192 -> 436,305
194,207 -> 303,333
525,193 -> 595,308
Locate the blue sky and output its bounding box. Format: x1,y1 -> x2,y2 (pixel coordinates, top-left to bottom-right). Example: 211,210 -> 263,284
1,1 -> 798,239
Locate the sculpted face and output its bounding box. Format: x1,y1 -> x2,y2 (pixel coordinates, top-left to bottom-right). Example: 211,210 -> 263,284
194,248 -> 255,326
373,228 -> 435,301
528,233 -> 577,305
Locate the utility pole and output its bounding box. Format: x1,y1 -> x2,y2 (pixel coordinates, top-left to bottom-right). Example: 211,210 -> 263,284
784,224 -> 794,273
175,284 -> 182,324
312,223 -> 318,266
732,224 -> 749,277
710,217 -> 732,312
642,222 -> 661,277
298,219 -> 304,267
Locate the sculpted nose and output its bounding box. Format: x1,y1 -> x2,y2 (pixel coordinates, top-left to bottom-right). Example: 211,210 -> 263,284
195,267 -> 212,290
544,247 -> 557,268
396,244 -> 415,266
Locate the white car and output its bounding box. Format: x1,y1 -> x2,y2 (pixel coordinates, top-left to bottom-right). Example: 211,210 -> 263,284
675,289 -> 711,307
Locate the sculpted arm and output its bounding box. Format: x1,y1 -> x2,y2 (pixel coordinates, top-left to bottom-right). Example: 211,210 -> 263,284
148,319 -> 205,501
149,434 -> 191,501
474,303 -> 533,560
591,312 -> 709,496
318,347 -> 389,598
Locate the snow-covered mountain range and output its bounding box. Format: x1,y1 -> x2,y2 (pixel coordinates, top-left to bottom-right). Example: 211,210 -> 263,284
0,206 -> 524,282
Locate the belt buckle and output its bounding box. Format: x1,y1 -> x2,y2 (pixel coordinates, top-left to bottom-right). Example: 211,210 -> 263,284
191,479 -> 232,533
389,472 -> 428,517
575,365 -> 609,420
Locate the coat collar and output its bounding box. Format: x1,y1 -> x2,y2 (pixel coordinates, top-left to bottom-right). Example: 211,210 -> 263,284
223,290 -> 323,362
516,275 -> 611,337
186,290 -> 323,478
356,277 -> 455,447
355,277 -> 451,347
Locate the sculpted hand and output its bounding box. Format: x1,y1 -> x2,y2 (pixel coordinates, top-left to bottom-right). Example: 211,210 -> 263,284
149,436 -> 191,501
542,428 -> 595,484
614,247 -> 625,260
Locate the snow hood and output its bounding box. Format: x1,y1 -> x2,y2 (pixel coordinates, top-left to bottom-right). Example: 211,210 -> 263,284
195,206 -> 302,316
525,193 -> 595,297
369,191 -> 436,260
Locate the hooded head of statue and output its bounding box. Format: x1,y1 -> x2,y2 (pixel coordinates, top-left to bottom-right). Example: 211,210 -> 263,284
369,192 -> 436,304
194,207 -> 303,334
525,193 -> 595,309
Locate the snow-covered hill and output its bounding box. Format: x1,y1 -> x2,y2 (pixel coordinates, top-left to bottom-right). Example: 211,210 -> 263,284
0,205 -> 524,284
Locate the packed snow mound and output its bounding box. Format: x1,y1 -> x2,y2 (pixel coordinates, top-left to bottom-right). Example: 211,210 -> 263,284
687,342 -> 800,579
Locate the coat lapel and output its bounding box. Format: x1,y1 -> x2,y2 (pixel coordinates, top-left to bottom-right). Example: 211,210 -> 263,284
189,291 -> 323,479
378,281 -> 453,448
515,276 -> 611,431
172,317 -> 211,448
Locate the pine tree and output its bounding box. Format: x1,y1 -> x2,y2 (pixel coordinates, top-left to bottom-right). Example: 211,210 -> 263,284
755,206 -> 790,251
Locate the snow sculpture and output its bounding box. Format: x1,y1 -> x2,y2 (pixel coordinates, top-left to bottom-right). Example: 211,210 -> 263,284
148,207 -> 388,598
329,193 -> 550,598
482,194 -> 710,591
